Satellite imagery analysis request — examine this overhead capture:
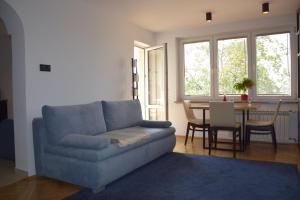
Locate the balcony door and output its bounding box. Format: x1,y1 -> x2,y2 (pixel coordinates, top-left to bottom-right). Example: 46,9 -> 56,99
145,44 -> 168,120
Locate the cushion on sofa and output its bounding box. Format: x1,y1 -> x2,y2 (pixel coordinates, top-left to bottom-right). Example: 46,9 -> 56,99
59,134 -> 110,150
42,101 -> 107,144
45,126 -> 176,162
102,100 -> 143,131
138,120 -> 172,128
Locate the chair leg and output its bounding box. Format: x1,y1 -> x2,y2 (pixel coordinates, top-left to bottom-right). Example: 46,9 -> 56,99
191,126 -> 196,142
244,126 -> 248,150
233,130 -> 236,158
208,128 -> 213,155
184,123 -> 190,145
214,130 -> 218,148
203,129 -> 206,148
246,126 -> 251,147
238,128 -> 242,151
271,125 -> 277,151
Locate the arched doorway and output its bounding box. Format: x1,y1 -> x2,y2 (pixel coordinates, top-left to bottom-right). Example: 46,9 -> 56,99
0,17 -> 26,186
0,0 -> 28,182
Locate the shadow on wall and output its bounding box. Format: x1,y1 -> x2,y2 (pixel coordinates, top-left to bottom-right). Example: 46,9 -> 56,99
0,0 -> 28,173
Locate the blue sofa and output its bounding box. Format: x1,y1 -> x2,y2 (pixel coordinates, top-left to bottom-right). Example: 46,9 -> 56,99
33,100 -> 176,192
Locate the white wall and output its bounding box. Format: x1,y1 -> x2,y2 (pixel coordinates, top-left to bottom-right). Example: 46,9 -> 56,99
3,0 -> 155,175
156,15 -> 298,137
0,34 -> 13,118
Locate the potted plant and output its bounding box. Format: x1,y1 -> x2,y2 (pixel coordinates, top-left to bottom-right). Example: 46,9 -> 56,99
233,78 -> 255,101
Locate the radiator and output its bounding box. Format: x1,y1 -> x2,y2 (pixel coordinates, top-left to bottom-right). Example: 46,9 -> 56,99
236,111 -> 298,144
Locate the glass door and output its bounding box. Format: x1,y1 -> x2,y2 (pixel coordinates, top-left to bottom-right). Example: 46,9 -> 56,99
145,44 -> 168,120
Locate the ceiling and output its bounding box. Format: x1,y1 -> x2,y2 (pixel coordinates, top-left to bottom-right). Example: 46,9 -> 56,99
98,0 -> 300,32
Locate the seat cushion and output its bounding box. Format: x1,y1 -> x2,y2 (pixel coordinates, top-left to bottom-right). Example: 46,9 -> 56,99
59,134 -> 110,150
189,119 -> 210,125
102,100 -> 143,131
246,120 -> 273,126
45,126 -> 175,162
42,101 -> 107,144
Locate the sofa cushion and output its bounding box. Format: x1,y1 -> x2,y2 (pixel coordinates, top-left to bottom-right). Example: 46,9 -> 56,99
138,120 -> 172,128
42,101 -> 107,144
102,100 -> 143,131
59,134 -> 110,150
45,126 -> 175,162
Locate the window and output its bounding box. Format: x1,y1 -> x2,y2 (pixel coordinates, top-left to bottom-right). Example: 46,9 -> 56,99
184,41 -> 211,96
179,28 -> 295,101
217,37 -> 248,95
255,33 -> 291,96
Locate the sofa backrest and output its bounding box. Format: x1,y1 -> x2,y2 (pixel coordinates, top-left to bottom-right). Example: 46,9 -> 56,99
42,101 -> 107,144
102,100 -> 143,131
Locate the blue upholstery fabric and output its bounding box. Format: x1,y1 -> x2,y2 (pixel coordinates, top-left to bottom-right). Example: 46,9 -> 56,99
42,101 -> 107,144
33,99 -> 176,192
45,126 -> 175,162
0,119 -> 15,161
102,100 -> 143,131
59,134 -> 110,150
44,135 -> 175,191
33,118 -> 47,175
139,120 -> 172,128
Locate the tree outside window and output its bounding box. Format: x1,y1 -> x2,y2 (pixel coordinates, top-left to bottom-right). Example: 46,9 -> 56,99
256,33 -> 291,96
218,37 -> 248,95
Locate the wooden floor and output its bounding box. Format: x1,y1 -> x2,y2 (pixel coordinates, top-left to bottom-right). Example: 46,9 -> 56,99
0,136 -> 299,200
0,159 -> 27,187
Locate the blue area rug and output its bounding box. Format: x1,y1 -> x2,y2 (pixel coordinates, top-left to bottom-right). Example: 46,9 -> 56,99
65,153 -> 300,200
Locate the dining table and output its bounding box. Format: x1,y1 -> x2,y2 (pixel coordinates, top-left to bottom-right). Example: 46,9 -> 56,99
189,102 -> 259,151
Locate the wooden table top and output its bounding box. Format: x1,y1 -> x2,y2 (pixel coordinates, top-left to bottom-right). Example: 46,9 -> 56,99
190,103 -> 259,111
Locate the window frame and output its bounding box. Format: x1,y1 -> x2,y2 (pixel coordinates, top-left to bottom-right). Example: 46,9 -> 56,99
251,27 -> 297,100
213,32 -> 251,101
178,26 -> 297,102
179,36 -> 214,101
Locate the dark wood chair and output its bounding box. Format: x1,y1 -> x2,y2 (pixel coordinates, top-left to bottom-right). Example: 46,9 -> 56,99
245,100 -> 282,151
208,101 -> 241,158
183,100 -> 210,147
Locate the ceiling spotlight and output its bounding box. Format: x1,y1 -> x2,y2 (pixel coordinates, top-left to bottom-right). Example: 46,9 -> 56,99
262,2 -> 269,14
206,12 -> 212,22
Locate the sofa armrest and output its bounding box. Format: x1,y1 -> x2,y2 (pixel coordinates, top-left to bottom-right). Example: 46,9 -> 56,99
59,134 -> 110,150
138,120 -> 172,128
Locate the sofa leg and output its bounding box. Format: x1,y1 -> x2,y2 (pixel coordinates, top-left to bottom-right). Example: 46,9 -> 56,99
92,186 -> 106,193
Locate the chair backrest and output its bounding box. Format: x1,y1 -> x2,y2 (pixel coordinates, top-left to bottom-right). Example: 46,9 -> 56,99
183,100 -> 196,121
271,100 -> 282,124
209,101 -> 236,127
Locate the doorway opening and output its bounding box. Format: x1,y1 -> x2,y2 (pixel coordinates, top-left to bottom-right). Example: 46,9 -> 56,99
0,17 -> 26,187
133,41 -> 168,120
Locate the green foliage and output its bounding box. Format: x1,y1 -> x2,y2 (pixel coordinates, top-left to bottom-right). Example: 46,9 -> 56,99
184,42 -> 210,96
184,33 -> 291,96
218,38 -> 248,95
233,78 -> 255,93
256,34 -> 290,95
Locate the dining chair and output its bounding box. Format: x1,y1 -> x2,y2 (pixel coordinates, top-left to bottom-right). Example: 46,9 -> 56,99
209,101 -> 241,158
245,100 -> 282,151
183,100 -> 210,147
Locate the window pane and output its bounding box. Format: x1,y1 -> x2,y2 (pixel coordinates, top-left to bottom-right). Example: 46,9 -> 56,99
256,33 -> 291,96
184,41 -> 210,96
148,47 -> 164,105
148,108 -> 165,120
218,37 -> 248,95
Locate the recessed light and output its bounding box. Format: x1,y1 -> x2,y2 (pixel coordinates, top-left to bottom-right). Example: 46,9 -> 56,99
206,12 -> 212,22
262,2 -> 270,14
